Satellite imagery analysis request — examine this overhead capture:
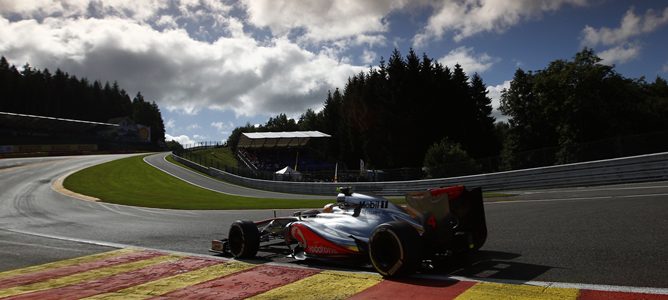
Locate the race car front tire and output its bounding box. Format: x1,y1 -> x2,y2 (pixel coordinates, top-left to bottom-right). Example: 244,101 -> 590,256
368,221 -> 422,277
228,220 -> 260,258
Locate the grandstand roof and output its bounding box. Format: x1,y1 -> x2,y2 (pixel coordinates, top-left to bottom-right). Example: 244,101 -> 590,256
0,111 -> 119,133
238,131 -> 331,148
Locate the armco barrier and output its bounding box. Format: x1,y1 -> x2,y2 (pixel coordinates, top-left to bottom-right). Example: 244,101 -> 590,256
172,152 -> 668,195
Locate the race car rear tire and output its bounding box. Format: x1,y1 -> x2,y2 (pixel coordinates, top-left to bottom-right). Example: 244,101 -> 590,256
368,221 -> 422,277
228,220 -> 260,258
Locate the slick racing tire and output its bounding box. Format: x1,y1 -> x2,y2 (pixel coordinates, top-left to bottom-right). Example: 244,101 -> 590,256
368,221 -> 422,277
228,220 -> 260,258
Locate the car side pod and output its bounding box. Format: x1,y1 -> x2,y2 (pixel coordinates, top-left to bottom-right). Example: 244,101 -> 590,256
368,221 -> 422,277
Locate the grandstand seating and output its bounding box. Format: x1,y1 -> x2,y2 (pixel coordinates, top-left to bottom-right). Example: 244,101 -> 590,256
239,148 -> 334,173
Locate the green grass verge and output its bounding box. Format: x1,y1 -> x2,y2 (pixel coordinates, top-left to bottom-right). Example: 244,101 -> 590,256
67,153 -> 514,210
63,154 -> 331,210
183,147 -> 239,169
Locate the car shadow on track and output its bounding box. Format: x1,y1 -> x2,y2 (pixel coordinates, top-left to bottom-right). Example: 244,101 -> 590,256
427,250 -> 555,284
220,249 -> 554,284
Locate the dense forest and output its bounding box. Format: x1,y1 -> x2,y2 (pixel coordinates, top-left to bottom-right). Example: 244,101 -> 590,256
0,56 -> 165,146
228,49 -> 668,174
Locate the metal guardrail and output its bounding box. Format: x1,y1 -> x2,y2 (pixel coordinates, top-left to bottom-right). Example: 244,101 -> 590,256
172,152 -> 668,195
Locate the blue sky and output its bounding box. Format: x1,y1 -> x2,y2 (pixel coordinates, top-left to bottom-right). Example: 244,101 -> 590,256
1,0 -> 667,146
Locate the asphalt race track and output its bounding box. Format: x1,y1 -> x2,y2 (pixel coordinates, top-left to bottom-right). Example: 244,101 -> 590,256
144,152 -> 327,199
1,153 -> 667,290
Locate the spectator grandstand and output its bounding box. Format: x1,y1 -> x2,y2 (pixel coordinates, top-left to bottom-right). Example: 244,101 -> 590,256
176,131 -> 425,182
0,111 -> 154,157
236,131 -> 334,181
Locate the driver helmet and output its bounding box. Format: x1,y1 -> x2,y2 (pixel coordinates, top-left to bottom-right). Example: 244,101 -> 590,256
322,203 -> 335,213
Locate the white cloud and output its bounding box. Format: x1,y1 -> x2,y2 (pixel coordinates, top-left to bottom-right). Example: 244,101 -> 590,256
414,0 -> 589,46
193,134 -> 207,140
165,119 -> 176,129
487,80 -> 511,123
580,7 -> 668,66
487,80 -> 511,110
663,63 -> 668,73
241,0 -> 406,44
360,49 -> 377,65
177,0 -> 232,17
210,121 -> 235,140
0,0 -> 168,21
0,0 -> 89,18
437,47 -> 499,74
211,121 -> 234,132
0,15 -> 365,118
186,123 -> 201,130
165,133 -> 195,146
582,7 -> 668,47
155,15 -> 178,29
599,44 -> 641,65
0,0 -> 234,25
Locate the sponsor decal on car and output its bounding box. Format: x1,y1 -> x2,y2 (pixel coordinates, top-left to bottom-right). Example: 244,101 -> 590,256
291,223 -> 356,255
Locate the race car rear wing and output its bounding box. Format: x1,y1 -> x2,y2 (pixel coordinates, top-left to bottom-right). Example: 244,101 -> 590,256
406,186 -> 487,250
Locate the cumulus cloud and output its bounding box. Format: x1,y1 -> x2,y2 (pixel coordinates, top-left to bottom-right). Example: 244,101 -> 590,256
580,6 -> 667,66
186,124 -> 201,130
155,15 -> 178,29
0,14 -> 364,117
487,80 -> 511,123
241,0 -> 406,45
0,0 -> 233,26
165,133 -> 196,146
0,0 -> 168,21
414,0 -> 589,46
210,121 -> 235,140
581,7 -> 668,47
165,119 -> 176,129
437,47 -> 499,74
487,80 -> 510,110
211,121 -> 232,130
598,44 -> 641,65
360,49 -> 377,65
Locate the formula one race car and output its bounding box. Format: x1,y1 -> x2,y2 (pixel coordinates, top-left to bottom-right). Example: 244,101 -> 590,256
211,185 -> 487,277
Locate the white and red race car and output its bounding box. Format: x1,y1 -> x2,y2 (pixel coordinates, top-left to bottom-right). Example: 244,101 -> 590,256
211,186 -> 487,277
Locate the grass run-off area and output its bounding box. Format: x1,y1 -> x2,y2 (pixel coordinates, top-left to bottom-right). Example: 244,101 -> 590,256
182,147 -> 238,169
63,154 -> 332,210
65,154 -> 513,210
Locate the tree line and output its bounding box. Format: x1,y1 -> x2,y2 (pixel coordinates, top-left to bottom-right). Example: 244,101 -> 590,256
0,56 -> 165,146
500,49 -> 668,169
228,49 -> 500,171
228,48 -> 668,175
